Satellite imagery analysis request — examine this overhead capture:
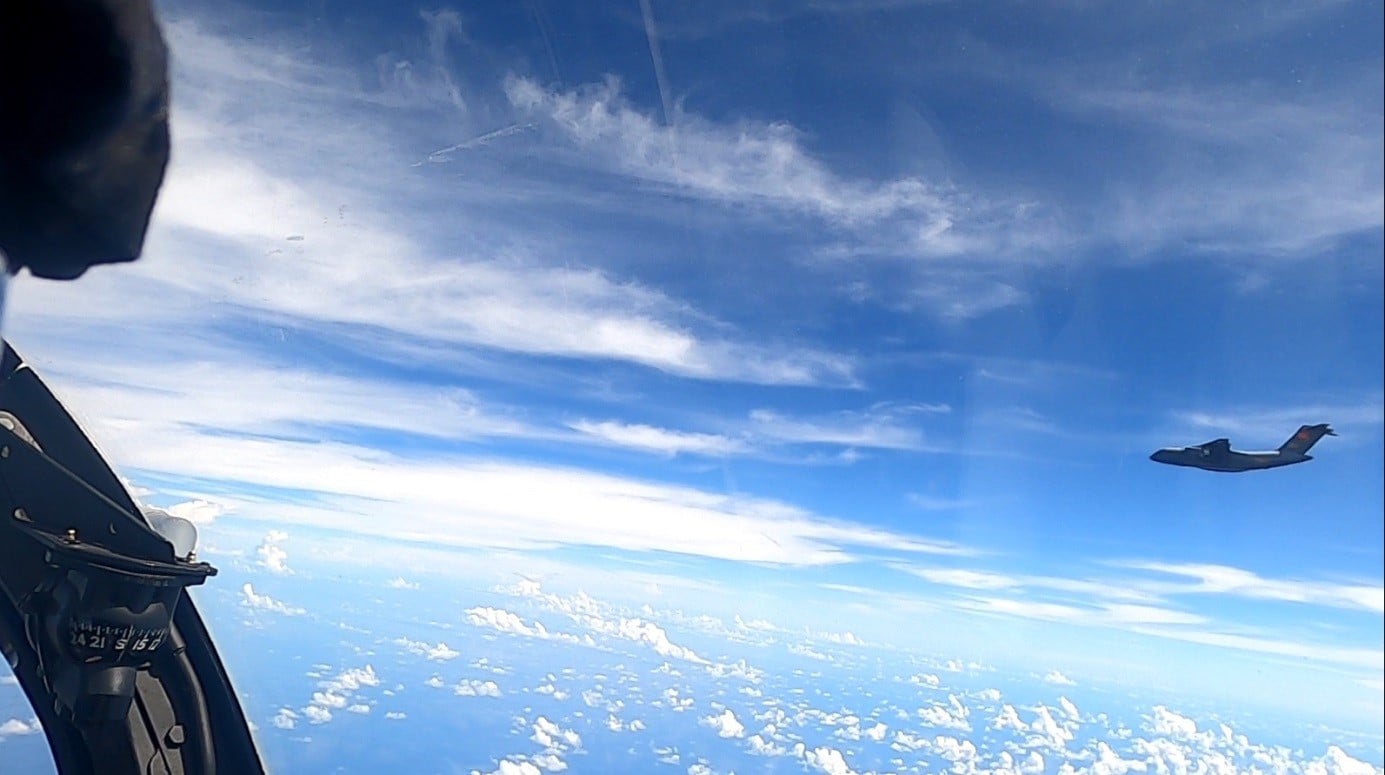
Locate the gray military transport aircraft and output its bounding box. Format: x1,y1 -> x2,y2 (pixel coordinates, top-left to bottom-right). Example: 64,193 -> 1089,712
1150,423 -> 1336,472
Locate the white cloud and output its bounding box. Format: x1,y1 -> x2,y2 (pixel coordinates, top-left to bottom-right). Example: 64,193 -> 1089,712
707,658 -> 764,683
896,564 -> 1164,605
503,582 -> 604,617
505,76 -> 961,235
0,718 -> 41,736
1118,561 -> 1385,614
1148,706 -> 1198,739
748,734 -> 787,756
955,594 -> 1211,636
1128,625 -> 1384,670
734,615 -> 777,632
239,583 -> 305,616
1308,746 -> 1380,775
423,643 -> 460,661
495,57 -> 1058,322
907,567 -> 1023,590
700,709 -> 745,738
394,637 -> 461,661
954,597 -> 1110,624
530,753 -> 567,772
1055,79 -> 1383,256
660,688 -> 695,712
120,476 -> 154,498
282,664 -> 381,728
1008,751 -> 1047,775
1027,705 -> 1075,749
747,406 -> 935,451
256,530 -> 292,576
386,577 -> 420,590
802,745 -> 858,775
918,695 -> 971,732
24,122 -> 853,389
1101,604 -> 1209,626
51,357 -> 546,447
496,584 -> 712,664
915,564 -> 1379,672
472,761 -> 542,775
454,680 -> 502,698
1044,670 -> 1077,687
309,691 -> 347,710
385,711 -> 406,720
468,606 -> 542,636
322,666 -> 379,693
1169,400 -> 1384,446
465,606 -> 582,645
59,416 -> 968,567
789,643 -> 828,661
891,730 -> 927,752
1087,740 -> 1148,775
819,631 -> 864,646
531,716 -> 581,751
933,735 -> 980,766
568,420 -> 745,457
613,619 -> 705,663
906,493 -> 976,511
993,704 -> 1026,733
535,682 -> 569,701
166,498 -> 226,525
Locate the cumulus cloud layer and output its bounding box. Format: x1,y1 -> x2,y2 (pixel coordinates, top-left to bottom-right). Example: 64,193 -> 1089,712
256,530 -> 292,576
700,709 -> 745,738
240,583 -> 305,616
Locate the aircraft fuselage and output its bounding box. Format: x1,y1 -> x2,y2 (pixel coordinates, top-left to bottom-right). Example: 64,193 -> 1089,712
1148,447 -> 1311,473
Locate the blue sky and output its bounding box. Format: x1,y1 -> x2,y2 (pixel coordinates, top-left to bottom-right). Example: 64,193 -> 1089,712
4,0 -> 1382,749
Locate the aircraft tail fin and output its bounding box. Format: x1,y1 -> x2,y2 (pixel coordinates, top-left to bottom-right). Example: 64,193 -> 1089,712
1279,424 -> 1336,455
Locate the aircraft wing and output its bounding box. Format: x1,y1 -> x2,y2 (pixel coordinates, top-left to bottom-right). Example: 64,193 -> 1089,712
1196,438 -> 1231,453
